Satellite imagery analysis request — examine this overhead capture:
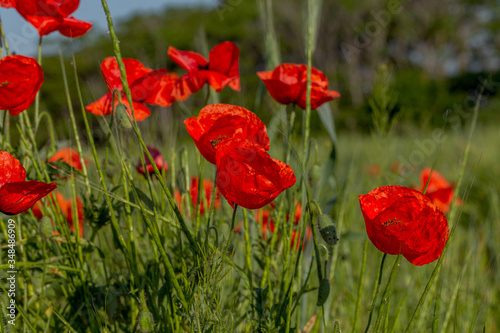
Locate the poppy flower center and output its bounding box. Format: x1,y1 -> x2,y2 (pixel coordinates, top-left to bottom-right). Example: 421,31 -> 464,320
383,218 -> 404,227
210,135 -> 231,148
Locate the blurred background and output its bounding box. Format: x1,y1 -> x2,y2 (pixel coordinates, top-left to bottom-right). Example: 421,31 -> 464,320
1,0 -> 499,136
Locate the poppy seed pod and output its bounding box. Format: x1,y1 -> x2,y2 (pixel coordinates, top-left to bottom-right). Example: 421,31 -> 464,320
115,103 -> 133,129
39,216 -> 53,240
316,278 -> 330,306
317,214 -> 339,246
136,310 -> 154,333
308,164 -> 322,188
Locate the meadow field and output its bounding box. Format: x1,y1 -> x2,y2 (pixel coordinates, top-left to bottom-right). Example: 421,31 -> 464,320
0,0 -> 499,332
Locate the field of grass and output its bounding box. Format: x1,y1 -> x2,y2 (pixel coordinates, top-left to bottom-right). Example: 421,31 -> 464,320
1,0 -> 499,332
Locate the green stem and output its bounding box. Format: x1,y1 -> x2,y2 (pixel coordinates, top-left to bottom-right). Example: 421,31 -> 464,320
364,253 -> 387,333
100,0 -> 199,256
58,51 -> 91,198
0,15 -> 10,56
374,255 -> 402,331
242,209 -> 254,301
352,240 -> 369,333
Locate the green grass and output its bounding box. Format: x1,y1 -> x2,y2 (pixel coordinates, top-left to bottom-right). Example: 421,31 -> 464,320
1,0 -> 499,331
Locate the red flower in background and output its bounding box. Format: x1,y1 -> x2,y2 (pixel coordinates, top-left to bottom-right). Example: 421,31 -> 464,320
32,190 -> 84,237
0,151 -> 56,215
414,168 -> 460,214
358,185 -> 449,266
174,177 -> 220,216
290,228 -> 312,251
85,57 -> 178,121
184,104 -> 270,164
216,138 -> 296,210
189,177 -> 220,215
48,147 -> 88,173
12,0 -> 92,37
257,63 -> 340,110
168,41 -> 240,101
0,55 -> 43,116
136,146 -> 168,176
256,202 -> 303,241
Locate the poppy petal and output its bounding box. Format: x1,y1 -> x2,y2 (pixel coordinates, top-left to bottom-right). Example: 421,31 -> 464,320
48,147 -> 87,172
85,93 -> 151,121
132,70 -> 178,107
216,138 -> 296,210
0,0 -> 15,8
171,72 -> 206,102
359,185 -> 449,266
0,181 -> 57,215
208,41 -> 240,91
0,151 -> 27,187
58,16 -> 92,38
168,46 -> 208,72
184,104 -> 270,164
0,55 -> 44,116
100,57 -> 152,92
258,63 -> 340,109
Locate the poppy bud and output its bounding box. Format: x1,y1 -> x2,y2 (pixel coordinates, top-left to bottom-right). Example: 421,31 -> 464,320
308,164 -> 322,188
316,278 -> 330,306
39,216 -> 53,240
318,214 -> 339,246
115,102 -> 132,129
136,310 -> 154,333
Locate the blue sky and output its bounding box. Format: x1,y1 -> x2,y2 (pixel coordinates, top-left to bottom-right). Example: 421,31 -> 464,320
0,0 -> 217,56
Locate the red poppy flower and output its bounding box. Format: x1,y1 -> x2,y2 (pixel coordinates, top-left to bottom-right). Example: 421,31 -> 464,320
174,177 -> 220,216
12,0 -> 91,37
358,185 -> 449,266
136,146 -> 167,176
290,228 -> 312,251
0,0 -> 14,8
32,190 -> 84,237
85,57 -> 179,121
0,55 -> 43,116
168,41 -> 240,101
367,164 -> 381,178
184,103 -> 270,164
257,63 -> 340,110
216,138 -> 296,210
0,151 -> 56,215
256,201 -> 302,240
48,147 -> 88,173
414,168 -> 460,214
189,177 -> 220,215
